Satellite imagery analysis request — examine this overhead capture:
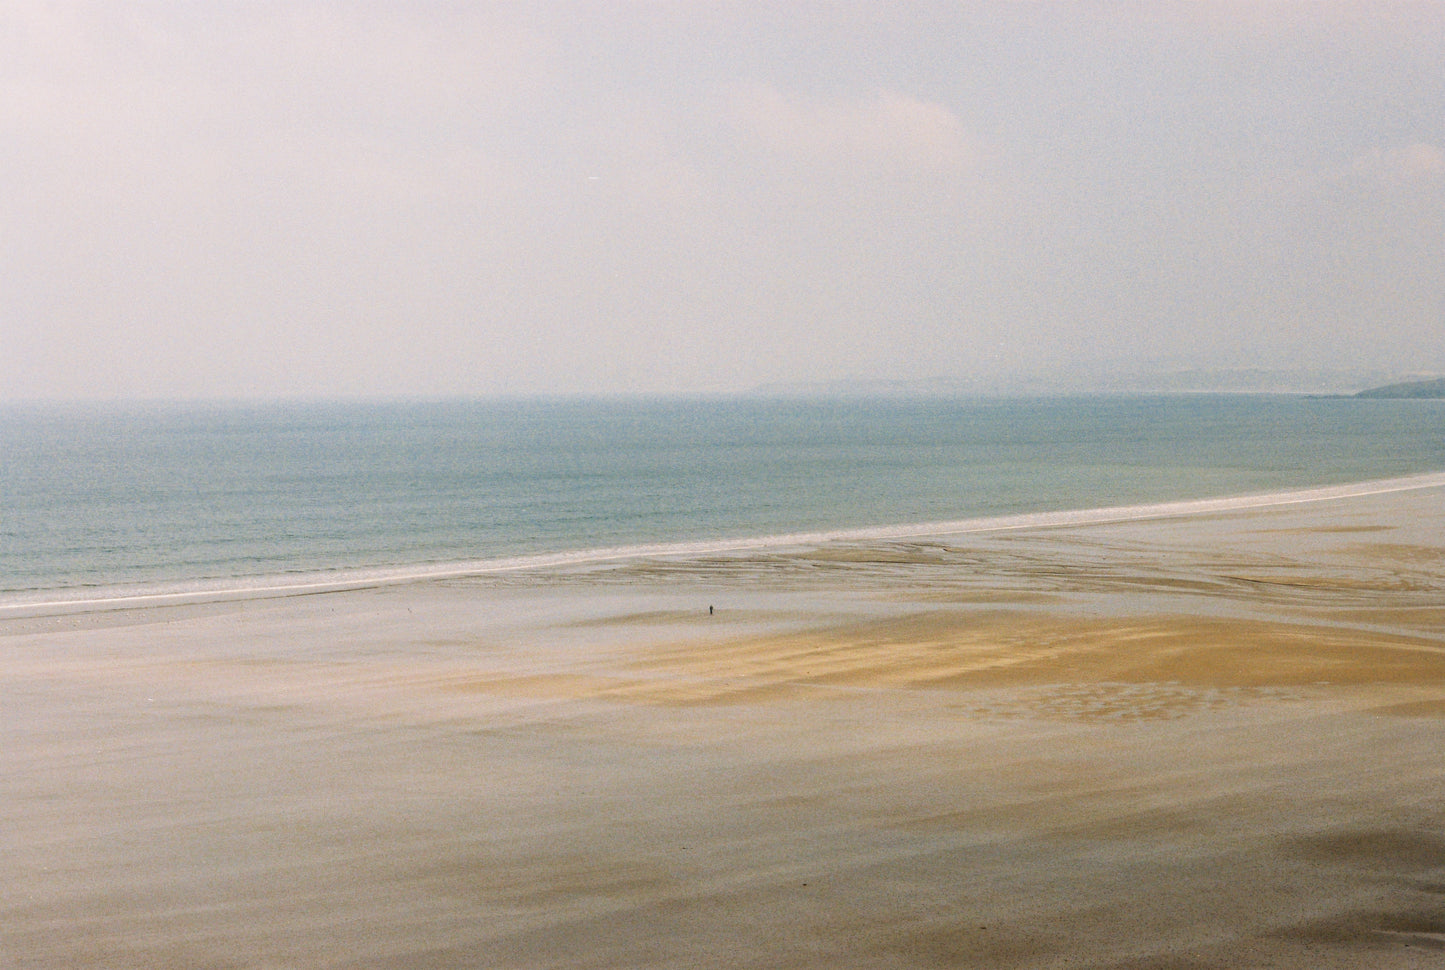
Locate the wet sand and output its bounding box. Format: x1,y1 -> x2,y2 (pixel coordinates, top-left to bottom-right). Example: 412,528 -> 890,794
3,485 -> 1444,968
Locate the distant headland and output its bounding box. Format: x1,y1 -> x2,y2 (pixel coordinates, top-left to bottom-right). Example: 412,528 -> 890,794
748,370 -> 1445,399
1353,377 -> 1445,399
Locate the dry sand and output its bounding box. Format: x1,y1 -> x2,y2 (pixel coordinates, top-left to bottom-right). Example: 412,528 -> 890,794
3,485 -> 1444,968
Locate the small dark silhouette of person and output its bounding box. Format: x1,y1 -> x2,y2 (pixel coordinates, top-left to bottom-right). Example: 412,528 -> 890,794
709,605 -> 714,616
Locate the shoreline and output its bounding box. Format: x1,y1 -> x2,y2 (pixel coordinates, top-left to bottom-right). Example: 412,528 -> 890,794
7,469 -> 1445,617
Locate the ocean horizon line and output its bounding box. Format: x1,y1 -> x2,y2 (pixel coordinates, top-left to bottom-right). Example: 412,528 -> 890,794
5,382 -> 1435,411
7,470 -> 1443,618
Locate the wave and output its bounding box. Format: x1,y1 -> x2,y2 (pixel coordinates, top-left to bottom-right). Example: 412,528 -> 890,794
6,471 -> 1443,616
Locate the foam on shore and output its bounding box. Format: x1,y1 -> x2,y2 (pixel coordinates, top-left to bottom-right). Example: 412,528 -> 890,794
6,470 -> 1444,616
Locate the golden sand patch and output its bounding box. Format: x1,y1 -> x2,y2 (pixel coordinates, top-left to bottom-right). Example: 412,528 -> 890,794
1325,606 -> 1445,637
637,610 -> 1445,694
438,609 -> 1445,712
959,682 -> 1298,722
1343,541 -> 1445,565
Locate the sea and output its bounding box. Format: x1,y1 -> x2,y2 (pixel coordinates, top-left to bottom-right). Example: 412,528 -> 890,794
2,394 -> 1442,612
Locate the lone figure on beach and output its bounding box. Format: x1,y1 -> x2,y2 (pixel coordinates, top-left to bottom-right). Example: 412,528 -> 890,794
709,605 -> 714,616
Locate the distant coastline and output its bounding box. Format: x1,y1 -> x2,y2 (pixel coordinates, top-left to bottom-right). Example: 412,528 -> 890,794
1352,376 -> 1445,399
749,368 -> 1443,398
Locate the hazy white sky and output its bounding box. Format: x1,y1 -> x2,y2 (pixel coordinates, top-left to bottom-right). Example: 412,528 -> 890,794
3,2 -> 1442,399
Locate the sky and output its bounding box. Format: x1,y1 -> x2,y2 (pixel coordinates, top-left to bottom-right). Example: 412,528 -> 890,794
2,2 -> 1442,399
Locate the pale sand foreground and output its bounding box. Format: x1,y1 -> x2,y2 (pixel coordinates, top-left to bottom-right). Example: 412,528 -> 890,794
3,486 -> 1445,969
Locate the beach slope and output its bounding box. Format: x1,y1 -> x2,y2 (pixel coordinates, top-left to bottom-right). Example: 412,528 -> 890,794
3,485 -> 1444,968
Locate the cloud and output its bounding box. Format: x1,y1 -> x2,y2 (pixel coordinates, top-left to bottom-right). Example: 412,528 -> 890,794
727,84 -> 973,172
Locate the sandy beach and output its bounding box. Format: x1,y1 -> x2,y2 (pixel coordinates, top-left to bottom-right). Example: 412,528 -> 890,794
4,484 -> 1444,969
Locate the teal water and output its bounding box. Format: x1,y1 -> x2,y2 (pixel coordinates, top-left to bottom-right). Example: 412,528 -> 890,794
2,395 -> 1442,608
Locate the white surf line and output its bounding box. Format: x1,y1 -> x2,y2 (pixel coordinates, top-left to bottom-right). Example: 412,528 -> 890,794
7,471 -> 1444,615
884,470 -> 1445,541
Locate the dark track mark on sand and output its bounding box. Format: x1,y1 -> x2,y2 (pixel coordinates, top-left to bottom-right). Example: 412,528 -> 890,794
1283,828 -> 1445,871
1275,908 -> 1445,950
1369,697 -> 1445,718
